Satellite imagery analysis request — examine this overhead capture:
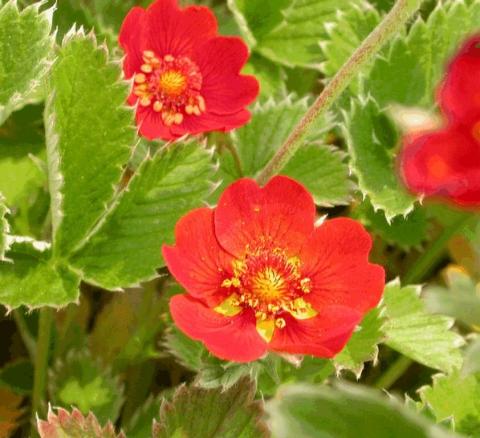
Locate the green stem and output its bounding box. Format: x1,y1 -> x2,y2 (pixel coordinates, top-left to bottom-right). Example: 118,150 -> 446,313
375,214 -> 475,389
256,0 -> 422,185
403,214 -> 474,284
12,310 -> 36,360
31,308 -> 53,422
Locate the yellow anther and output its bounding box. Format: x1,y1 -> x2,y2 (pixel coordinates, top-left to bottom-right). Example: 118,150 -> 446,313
192,106 -> 201,116
275,318 -> 286,329
139,97 -> 151,107
197,95 -> 206,112
143,50 -> 155,59
141,64 -> 153,73
300,278 -> 311,293
153,101 -> 163,112
174,113 -> 184,125
134,73 -> 146,84
185,105 -> 194,115
164,54 -> 175,62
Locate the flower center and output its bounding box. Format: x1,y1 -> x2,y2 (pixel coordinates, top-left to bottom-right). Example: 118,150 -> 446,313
133,50 -> 206,126
215,246 -> 315,342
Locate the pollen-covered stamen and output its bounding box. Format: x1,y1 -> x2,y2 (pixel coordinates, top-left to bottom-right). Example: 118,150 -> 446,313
215,246 -> 316,342
133,50 -> 206,126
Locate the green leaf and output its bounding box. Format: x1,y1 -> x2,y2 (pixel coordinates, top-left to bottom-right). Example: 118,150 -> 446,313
281,143 -> 352,206
257,355 -> 334,398
382,280 -> 464,373
45,30 -> 135,257
242,54 -> 286,100
69,140 -> 217,290
424,267 -> 480,327
231,0 -> 364,69
267,382 -> 455,438
0,193 -> 9,260
164,326 -> 259,390
365,0 -> 480,108
344,98 -> 416,220
0,237 -> 80,309
0,359 -> 33,395
214,97 -> 346,206
420,371 -> 480,436
463,338 -> 480,377
334,308 -> 384,378
152,378 -> 268,438
356,201 -> 429,248
0,1 -> 54,125
37,406 -> 124,438
125,396 -> 162,438
49,350 -> 124,424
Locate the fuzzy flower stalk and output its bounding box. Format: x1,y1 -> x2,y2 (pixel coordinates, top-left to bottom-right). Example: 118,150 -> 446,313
119,0 -> 258,141
163,176 -> 385,362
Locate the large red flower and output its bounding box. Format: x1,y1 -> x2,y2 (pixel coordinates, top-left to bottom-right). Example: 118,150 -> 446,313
163,176 -> 385,362
119,0 -> 259,141
400,35 -> 480,207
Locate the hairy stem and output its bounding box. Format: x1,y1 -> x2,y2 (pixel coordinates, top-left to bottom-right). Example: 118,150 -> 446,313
12,310 -> 36,360
31,308 -> 53,423
256,0 -> 422,185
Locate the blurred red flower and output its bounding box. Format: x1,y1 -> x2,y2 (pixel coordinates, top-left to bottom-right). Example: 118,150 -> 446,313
400,35 -> 480,206
119,0 -> 258,141
163,176 -> 385,362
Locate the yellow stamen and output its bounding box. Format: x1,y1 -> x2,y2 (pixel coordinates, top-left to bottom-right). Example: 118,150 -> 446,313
214,294 -> 242,317
139,97 -> 151,107
141,64 -> 153,74
275,318 -> 286,329
287,297 -> 317,320
134,73 -> 146,84
153,101 -> 163,112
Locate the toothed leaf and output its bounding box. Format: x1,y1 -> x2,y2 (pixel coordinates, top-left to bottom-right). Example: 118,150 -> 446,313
321,3 -> 380,90
49,350 -> 124,424
0,1 -> 54,125
334,308 -> 384,378
356,201 -> 429,248
215,97 -> 347,205
267,382 -> 455,438
365,0 -> 480,108
281,143 -> 352,206
420,370 -> 480,436
0,238 -> 80,309
37,406 -> 125,438
45,32 -> 135,257
382,281 -> 464,373
463,338 -> 480,377
69,141 -> 217,290
152,378 -> 268,438
229,0 -> 364,69
344,98 -> 416,220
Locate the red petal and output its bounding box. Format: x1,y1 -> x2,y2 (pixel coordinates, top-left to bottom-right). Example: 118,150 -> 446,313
400,126 -> 480,206
439,35 -> 480,124
170,294 -> 267,362
119,7 -> 146,78
146,0 -> 217,57
214,176 -> 316,258
193,37 -> 259,114
163,208 -> 234,307
136,106 -> 176,140
269,306 -> 362,358
299,218 -> 385,313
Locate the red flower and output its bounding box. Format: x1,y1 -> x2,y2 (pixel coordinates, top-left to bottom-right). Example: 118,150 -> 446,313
119,0 -> 259,141
400,35 -> 480,207
163,176 -> 385,362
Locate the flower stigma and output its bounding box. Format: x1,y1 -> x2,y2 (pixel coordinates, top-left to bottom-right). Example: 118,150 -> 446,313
133,50 -> 206,126
215,246 -> 316,342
